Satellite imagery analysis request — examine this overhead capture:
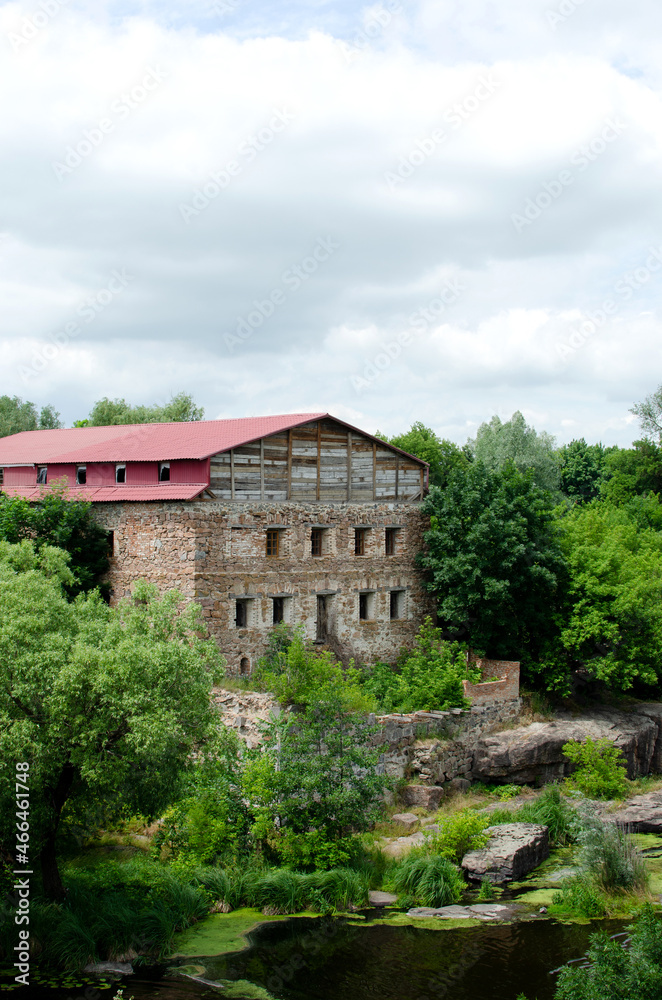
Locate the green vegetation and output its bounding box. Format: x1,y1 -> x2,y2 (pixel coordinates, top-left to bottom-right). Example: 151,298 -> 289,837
376,422 -> 471,488
469,409 -> 561,494
424,808 -> 490,862
0,484 -> 110,596
75,391 -> 204,426
0,393 -> 62,437
486,784 -> 578,848
389,853 -> 464,907
360,619 -> 477,712
563,738 -> 629,799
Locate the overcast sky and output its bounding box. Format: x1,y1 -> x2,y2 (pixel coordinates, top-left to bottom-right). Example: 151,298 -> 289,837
1,0 -> 661,445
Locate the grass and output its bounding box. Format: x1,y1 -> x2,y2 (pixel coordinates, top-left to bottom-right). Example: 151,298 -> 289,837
389,852 -> 464,907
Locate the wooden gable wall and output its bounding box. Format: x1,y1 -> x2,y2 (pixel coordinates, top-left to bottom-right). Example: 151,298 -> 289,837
209,418 -> 425,502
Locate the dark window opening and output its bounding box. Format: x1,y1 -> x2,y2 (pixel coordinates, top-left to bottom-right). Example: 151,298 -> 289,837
385,528 -> 398,556
266,529 -> 280,557
107,530 -> 115,557
115,465 -> 126,484
76,466 -> 86,485
273,597 -> 284,624
316,595 -> 328,641
359,593 -> 370,620
390,590 -> 404,620
0,469 -> 3,486
37,466 -> 47,485
311,528 -> 323,556
355,528 -> 368,556
235,600 -> 249,628
240,656 -> 250,675
159,463 -> 170,482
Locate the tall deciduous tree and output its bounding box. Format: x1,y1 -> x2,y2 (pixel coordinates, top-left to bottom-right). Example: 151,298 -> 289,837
0,550 -> 224,900
419,462 -> 566,664
0,395 -> 62,437
557,439 -> 614,503
630,384 -> 662,441
377,422 -> 471,488
469,411 -> 560,494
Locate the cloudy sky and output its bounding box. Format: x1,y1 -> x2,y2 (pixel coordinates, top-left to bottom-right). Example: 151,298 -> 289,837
1,0 -> 661,445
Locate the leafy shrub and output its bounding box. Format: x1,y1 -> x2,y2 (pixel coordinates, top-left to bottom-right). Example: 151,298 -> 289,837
554,905 -> 662,1000
426,808 -> 490,863
563,737 -> 629,799
390,853 -> 464,907
478,878 -> 495,901
552,873 -> 607,918
575,803 -> 648,893
361,618 -> 476,713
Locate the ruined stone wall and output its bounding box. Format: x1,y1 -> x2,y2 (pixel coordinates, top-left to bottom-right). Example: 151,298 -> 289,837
463,658 -> 521,707
95,500 -> 434,671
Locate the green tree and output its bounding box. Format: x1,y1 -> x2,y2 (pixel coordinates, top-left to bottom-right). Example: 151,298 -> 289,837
419,462 -> 566,665
558,439 -> 614,503
244,691 -> 386,869
377,422 -> 471,488
82,391 -> 204,426
0,552 -> 224,900
630,383 -> 662,441
555,501 -> 662,692
0,485 -> 110,597
600,439 -> 662,504
469,410 -> 560,494
0,395 -> 62,437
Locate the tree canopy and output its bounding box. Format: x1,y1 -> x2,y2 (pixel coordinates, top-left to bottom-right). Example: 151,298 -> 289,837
377,422 -> 471,488
469,410 -> 561,494
630,383 -> 662,441
0,395 -> 61,437
419,462 -> 566,665
76,391 -> 204,426
0,550 -> 224,899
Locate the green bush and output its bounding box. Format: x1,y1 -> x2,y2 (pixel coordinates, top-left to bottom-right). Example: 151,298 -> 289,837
554,905 -> 662,999
563,737 -> 629,799
361,618 -> 476,713
576,804 -> 648,893
517,784 -> 578,847
390,852 -> 464,907
425,808 -> 490,863
552,873 -> 608,918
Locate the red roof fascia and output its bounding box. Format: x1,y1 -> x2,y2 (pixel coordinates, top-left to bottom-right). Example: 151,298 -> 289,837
1,484 -> 208,502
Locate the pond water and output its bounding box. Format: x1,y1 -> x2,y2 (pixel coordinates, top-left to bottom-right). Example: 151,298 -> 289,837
8,912 -> 624,1000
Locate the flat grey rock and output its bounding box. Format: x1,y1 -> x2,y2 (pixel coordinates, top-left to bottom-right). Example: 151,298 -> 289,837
84,962 -> 133,975
407,906 -> 474,919
401,785 -> 445,811
382,831 -> 426,857
391,812 -> 419,831
462,823 -> 550,884
467,904 -> 509,915
608,790 -> 662,833
368,890 -> 398,906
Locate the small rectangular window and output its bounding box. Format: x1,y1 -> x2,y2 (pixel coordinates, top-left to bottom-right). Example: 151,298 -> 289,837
37,466 -> 47,485
359,592 -> 374,620
107,530 -> 115,556
115,464 -> 126,484
390,590 -> 404,620
235,600 -> 249,628
266,529 -> 280,557
0,468 -> 4,486
159,463 -> 170,482
76,466 -> 86,485
311,528 -> 323,556
385,528 -> 398,556
355,528 -> 368,556
273,597 -> 284,624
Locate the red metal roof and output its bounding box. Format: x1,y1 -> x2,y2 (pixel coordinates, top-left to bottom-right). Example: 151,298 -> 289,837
0,413 -> 327,464
2,484 -> 208,502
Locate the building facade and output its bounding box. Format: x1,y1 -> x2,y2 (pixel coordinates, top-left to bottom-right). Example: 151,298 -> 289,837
0,413 -> 434,669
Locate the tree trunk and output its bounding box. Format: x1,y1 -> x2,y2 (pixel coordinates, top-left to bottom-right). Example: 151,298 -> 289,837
39,762 -> 76,902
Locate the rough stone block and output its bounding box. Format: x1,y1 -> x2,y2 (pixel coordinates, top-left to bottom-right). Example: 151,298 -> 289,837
401,785 -> 445,811
461,823 -> 549,884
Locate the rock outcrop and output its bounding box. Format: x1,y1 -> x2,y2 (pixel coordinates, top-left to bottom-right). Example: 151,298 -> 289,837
608,790 -> 662,833
401,784 -> 445,811
472,711 -> 658,785
461,823 -> 549,884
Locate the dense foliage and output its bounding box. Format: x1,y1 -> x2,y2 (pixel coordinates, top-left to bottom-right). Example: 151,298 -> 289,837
0,394 -> 61,437
76,391 -> 204,426
562,737 -> 629,799
419,462 -> 566,664
469,410 -> 561,494
0,485 -> 110,596
360,619 -> 476,712
377,422 -> 471,488
0,547 -> 224,899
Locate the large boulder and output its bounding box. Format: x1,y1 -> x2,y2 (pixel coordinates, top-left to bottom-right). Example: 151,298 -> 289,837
401,784 -> 445,811
472,711 -> 658,785
608,790 -> 662,833
462,823 -> 549,884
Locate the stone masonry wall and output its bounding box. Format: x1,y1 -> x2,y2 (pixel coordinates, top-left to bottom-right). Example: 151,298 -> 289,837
95,500 -> 435,671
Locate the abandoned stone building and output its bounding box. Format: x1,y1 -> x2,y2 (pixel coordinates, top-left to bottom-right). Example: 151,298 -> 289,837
0,412 -> 435,671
